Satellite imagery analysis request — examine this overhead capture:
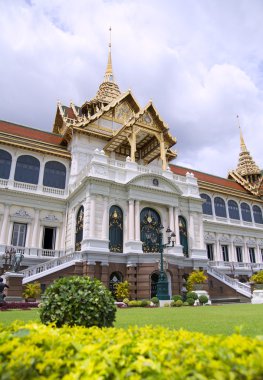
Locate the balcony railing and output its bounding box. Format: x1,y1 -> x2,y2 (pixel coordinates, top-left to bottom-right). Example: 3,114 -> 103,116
0,245 -> 64,258
0,179 -> 68,198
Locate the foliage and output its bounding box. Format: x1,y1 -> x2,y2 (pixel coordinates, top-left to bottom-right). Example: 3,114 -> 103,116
123,298 -> 130,305
250,270 -> 263,284
172,295 -> 183,302
0,302 -> 39,311
187,298 -> 195,306
151,297 -> 159,305
186,291 -> 198,300
39,276 -> 116,328
1,323 -> 263,379
114,281 -> 130,300
140,300 -> 151,307
23,282 -> 41,300
199,295 -> 209,305
187,271 -> 207,291
183,301 -> 189,306
171,300 -> 183,307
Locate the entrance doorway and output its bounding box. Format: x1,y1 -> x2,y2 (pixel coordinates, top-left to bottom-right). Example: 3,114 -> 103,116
150,272 -> 159,298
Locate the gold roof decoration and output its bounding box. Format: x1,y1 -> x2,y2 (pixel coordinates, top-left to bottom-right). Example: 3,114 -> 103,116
228,117 -> 262,196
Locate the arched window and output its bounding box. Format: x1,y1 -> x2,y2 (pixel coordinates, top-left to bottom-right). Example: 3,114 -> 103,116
43,161 -> 66,189
200,194 -> 213,215
109,205 -> 123,253
75,206 -> 84,251
253,205 -> 263,224
241,202 -> 252,222
14,155 -> 40,184
179,216 -> 188,257
109,272 -> 123,296
214,197 -> 227,218
140,208 -> 161,253
228,200 -> 240,220
0,149 -> 12,179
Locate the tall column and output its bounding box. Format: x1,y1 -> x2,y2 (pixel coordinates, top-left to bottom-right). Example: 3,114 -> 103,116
189,214 -> 195,248
31,209 -> 40,248
90,196 -> 96,238
174,208 -> 180,245
55,227 -> 60,251
169,206 -> 174,231
0,205 -> 9,244
128,199 -> 135,241
9,157 -> 16,181
199,214 -> 205,249
102,197 -> 109,240
135,200 -> 140,241
38,160 -> 45,189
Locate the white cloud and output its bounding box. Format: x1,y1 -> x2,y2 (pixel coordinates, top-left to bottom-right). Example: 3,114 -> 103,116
0,0 -> 263,177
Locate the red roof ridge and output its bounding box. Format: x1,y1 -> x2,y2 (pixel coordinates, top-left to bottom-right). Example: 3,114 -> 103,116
0,119 -> 62,137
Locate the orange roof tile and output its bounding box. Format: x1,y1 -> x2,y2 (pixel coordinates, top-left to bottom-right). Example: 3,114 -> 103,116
0,120 -> 64,145
170,164 -> 247,192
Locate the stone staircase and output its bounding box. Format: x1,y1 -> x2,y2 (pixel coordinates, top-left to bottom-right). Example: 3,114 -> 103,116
21,251 -> 83,284
207,264 -> 252,301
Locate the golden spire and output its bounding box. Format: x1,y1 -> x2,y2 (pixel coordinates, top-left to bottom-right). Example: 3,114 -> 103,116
237,115 -> 247,153
104,26 -> 114,82
94,27 -> 121,104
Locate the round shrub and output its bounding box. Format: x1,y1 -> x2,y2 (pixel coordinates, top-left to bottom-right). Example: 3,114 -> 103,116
187,298 -> 195,306
199,295 -> 209,305
39,276 -> 116,328
186,292 -> 198,300
174,300 -> 183,307
183,301 -> 189,306
141,300 -> 150,307
123,298 -> 129,305
172,295 -> 183,302
128,300 -> 142,307
151,297 -> 159,305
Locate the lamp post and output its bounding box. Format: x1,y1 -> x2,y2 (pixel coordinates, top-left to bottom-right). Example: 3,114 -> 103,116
146,225 -> 174,300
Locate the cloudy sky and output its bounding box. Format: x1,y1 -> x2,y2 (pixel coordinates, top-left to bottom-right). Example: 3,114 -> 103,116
1,0 -> 263,177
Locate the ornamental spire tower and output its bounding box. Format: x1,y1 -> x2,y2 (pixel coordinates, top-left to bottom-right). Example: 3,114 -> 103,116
95,27 -> 121,104
228,116 -> 262,196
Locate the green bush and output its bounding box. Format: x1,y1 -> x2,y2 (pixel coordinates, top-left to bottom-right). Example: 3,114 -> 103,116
140,299 -> 150,307
187,270 -> 207,291
172,295 -> 183,302
183,301 -> 189,306
151,296 -> 159,305
250,270 -> 263,284
174,300 -> 183,307
128,300 -> 142,307
39,276 -> 116,328
199,295 -> 209,305
187,298 -> 195,306
1,323 -> 263,379
114,281 -> 130,300
123,298 -> 129,305
186,291 -> 198,300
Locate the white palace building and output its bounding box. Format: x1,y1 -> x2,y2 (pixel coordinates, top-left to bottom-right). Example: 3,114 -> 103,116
0,44 -> 263,301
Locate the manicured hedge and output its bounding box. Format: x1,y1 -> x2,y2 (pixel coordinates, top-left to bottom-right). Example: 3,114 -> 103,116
0,323 -> 263,379
0,302 -> 39,310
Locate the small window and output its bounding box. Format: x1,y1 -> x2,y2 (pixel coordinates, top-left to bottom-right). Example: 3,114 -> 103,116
43,161 -> 66,189
222,245 -> 229,262
206,244 -> 214,260
249,247 -> 256,263
241,203 -> 252,222
228,200 -> 240,220
14,155 -> 40,184
42,227 -> 56,250
0,149 -> 12,179
201,194 -> 213,215
11,223 -> 27,247
214,197 -> 227,218
236,246 -> 243,262
253,205 -> 263,224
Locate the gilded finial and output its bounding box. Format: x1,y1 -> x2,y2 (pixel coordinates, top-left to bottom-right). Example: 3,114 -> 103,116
237,115 -> 247,153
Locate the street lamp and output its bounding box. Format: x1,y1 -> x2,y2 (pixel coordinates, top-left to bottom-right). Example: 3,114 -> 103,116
146,224 -> 175,300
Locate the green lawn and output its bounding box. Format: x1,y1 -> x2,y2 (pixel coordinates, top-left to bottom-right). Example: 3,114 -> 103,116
0,304 -> 263,337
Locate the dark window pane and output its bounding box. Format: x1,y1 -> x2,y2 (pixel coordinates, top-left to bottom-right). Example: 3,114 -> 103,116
241,202 -> 252,222
140,208 -> 161,253
0,149 -> 12,179
253,205 -> 263,224
214,197 -> 227,218
75,206 -> 84,251
228,200 -> 240,220
109,206 -> 123,253
200,194 -> 213,215
14,155 -> 40,184
43,161 -> 66,189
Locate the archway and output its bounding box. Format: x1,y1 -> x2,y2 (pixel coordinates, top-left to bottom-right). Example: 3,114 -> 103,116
140,207 -> 161,253
109,271 -> 123,296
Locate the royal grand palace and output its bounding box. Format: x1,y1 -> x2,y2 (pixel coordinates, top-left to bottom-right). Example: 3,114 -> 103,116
0,44 -> 262,302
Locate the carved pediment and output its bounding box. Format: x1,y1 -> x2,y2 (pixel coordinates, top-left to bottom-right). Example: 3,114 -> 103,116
127,174 -> 182,195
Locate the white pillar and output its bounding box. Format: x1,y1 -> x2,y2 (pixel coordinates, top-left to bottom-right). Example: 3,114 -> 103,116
102,197 -> 109,239
0,205 -> 9,244
174,208 -> 180,245
128,199 -> 135,241
55,227 -> 60,250
199,214 -> 205,249
135,200 -> 140,241
31,210 -> 40,248
169,206 -> 174,232
25,224 -> 32,247
38,160 -> 45,188
90,196 -> 96,238
189,214 -> 195,248
9,157 -> 16,181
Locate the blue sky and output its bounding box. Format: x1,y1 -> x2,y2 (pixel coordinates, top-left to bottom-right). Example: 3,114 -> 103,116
0,0 -> 263,177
